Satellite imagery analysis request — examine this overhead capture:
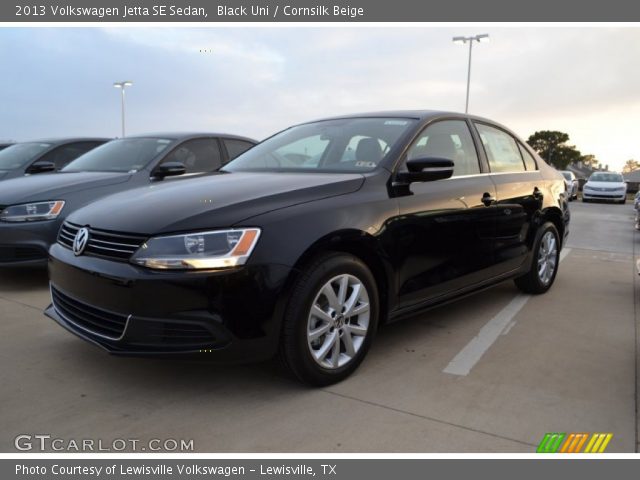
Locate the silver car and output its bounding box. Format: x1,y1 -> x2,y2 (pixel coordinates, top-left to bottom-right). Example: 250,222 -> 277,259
560,170 -> 578,201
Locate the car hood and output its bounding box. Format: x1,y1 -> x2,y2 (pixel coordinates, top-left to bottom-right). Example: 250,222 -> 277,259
68,171 -> 365,234
585,181 -> 625,189
0,171 -> 131,204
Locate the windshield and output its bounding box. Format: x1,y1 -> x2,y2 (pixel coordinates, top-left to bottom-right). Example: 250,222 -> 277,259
224,117 -> 416,173
561,172 -> 572,181
589,172 -> 624,183
0,142 -> 52,170
62,138 -> 173,173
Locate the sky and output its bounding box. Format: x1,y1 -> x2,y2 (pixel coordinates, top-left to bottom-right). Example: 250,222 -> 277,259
0,26 -> 638,171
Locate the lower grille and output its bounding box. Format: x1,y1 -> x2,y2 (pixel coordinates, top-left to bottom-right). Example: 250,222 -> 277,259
143,322 -> 216,347
588,194 -> 621,198
58,222 -> 146,261
51,286 -> 128,339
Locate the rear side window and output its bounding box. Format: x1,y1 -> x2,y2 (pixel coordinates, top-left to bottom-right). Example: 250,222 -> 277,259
475,123 -> 526,173
518,143 -> 538,171
405,120 -> 480,176
224,139 -> 254,160
161,138 -> 222,174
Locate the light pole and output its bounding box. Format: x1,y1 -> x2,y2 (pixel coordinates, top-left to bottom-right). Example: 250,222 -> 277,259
113,81 -> 133,137
452,34 -> 489,113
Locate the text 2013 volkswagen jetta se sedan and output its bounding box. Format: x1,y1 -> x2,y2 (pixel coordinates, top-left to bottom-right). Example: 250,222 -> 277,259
46,111 -> 569,385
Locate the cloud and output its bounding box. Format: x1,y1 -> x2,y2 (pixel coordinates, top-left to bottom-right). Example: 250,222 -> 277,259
0,27 -> 638,168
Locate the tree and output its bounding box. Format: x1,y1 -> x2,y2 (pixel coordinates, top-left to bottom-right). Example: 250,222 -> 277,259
580,154 -> 599,169
622,159 -> 640,173
526,130 -> 581,170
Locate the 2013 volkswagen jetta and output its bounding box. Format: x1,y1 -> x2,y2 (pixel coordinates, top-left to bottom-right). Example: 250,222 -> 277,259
46,111 -> 569,385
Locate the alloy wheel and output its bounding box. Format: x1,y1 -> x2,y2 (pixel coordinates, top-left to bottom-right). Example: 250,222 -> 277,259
537,231 -> 558,286
306,274 -> 370,369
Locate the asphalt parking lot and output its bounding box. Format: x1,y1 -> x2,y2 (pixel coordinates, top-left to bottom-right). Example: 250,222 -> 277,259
0,200 -> 638,453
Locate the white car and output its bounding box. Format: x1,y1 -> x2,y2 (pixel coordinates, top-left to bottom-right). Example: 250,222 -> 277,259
560,170 -> 578,201
582,172 -> 627,204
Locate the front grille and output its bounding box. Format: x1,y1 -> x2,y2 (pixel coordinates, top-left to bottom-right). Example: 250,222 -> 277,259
51,286 -> 128,339
58,222 -> 146,261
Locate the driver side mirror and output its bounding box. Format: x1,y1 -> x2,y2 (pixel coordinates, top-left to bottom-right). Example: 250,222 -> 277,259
397,157 -> 454,184
153,162 -> 187,180
26,161 -> 56,174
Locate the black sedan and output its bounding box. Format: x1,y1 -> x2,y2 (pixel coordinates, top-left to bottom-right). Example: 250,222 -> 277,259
0,138 -> 109,181
46,111 -> 569,385
0,133 -> 256,266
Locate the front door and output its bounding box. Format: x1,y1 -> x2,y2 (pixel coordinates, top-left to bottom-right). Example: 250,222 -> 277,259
387,119 -> 499,310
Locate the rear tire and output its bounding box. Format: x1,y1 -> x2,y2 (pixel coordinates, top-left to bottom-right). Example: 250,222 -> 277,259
279,252 -> 379,386
514,222 -> 560,295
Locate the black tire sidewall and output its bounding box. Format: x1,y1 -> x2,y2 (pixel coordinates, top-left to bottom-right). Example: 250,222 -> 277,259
284,253 -> 379,385
532,222 -> 560,293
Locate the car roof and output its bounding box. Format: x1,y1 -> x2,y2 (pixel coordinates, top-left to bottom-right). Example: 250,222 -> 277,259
301,110 -> 498,124
15,137 -> 111,145
125,132 -> 258,143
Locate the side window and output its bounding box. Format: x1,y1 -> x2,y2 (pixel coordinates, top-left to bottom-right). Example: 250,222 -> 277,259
39,142 -> 102,169
518,142 -> 538,171
405,120 -> 480,176
475,123 -> 526,173
161,138 -> 222,174
224,139 -> 254,161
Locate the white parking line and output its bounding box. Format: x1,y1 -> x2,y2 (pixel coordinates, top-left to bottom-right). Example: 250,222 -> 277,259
442,248 -> 572,376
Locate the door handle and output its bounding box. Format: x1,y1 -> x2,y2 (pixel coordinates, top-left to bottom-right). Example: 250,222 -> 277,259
481,192 -> 496,206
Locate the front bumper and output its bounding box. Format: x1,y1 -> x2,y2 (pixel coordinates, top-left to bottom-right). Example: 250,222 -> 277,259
0,219 -> 60,266
46,243 -> 294,362
582,190 -> 626,201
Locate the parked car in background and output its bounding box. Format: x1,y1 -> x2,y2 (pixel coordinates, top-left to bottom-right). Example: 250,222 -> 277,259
0,138 -> 109,181
45,111 -> 569,386
582,172 -> 627,204
634,192 -> 640,230
560,170 -> 578,201
0,132 -> 257,267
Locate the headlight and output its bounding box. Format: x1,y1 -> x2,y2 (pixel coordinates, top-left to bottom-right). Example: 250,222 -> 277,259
0,201 -> 65,222
131,228 -> 261,270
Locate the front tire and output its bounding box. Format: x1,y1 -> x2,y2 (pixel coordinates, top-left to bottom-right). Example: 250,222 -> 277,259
279,252 -> 379,386
514,222 -> 560,294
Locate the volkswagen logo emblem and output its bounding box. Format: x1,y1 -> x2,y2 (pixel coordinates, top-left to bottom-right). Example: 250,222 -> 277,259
73,227 -> 90,256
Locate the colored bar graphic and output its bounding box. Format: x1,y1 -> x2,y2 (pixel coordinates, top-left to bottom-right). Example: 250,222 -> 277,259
537,433 -> 613,453
537,433 -> 566,453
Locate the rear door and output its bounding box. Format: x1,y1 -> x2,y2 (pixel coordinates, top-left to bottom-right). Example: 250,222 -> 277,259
473,122 -> 544,275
